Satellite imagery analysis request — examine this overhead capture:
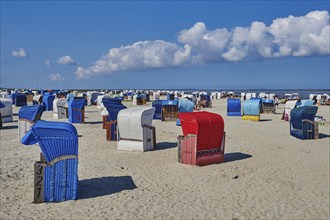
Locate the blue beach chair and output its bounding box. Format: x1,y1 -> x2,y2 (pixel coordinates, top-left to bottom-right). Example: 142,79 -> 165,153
68,99 -> 86,123
227,98 -> 241,116
290,106 -> 318,140
21,120 -> 79,203
18,105 -> 44,140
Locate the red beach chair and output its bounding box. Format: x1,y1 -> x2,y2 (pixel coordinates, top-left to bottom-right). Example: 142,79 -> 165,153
177,111 -> 225,166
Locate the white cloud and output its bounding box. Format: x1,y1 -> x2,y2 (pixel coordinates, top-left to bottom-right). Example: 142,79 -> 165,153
45,59 -> 50,67
75,10 -> 330,79
12,48 -> 28,58
49,73 -> 63,82
58,55 -> 76,65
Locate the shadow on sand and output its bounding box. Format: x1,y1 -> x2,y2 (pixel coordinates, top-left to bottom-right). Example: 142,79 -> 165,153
259,119 -> 272,122
225,152 -> 252,163
0,125 -> 18,130
156,142 -> 177,150
78,176 -> 137,200
319,133 -> 330,139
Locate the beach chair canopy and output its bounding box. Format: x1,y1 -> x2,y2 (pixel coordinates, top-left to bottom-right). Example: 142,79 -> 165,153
42,94 -> 56,110
66,93 -> 75,102
18,105 -> 44,122
118,107 -> 155,140
152,100 -> 163,119
102,97 -> 123,106
179,111 -> 224,151
200,94 -> 211,101
15,93 -> 27,106
21,120 -> 78,163
227,98 -> 241,115
290,106 -> 318,130
243,99 -> 262,115
300,100 -> 314,107
178,99 -> 194,112
91,92 -> 100,104
68,99 -> 85,110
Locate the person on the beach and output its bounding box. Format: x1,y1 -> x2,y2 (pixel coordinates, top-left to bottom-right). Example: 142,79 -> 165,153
274,96 -> 279,108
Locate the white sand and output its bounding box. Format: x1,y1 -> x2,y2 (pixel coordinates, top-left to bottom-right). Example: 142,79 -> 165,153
1,99 -> 329,219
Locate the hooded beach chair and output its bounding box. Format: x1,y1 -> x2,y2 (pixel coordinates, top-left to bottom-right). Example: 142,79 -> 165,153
117,107 -> 156,151
177,111 -> 225,166
227,98 -> 241,116
0,101 -> 5,127
283,100 -> 298,121
53,98 -> 68,119
42,93 -> 55,111
242,99 -> 262,121
0,98 -> 13,127
262,99 -> 275,114
15,93 -> 27,107
18,105 -> 44,141
103,102 -> 127,141
290,106 -> 319,140
91,92 -> 100,105
176,99 -> 194,126
21,120 -> 78,203
68,99 -> 86,123
101,97 -> 125,128
199,94 -> 212,108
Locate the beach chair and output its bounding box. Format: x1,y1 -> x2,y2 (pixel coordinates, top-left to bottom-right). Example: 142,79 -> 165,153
53,98 -> 68,119
199,94 -> 212,108
18,105 -> 44,141
242,99 -> 262,121
290,106 -> 319,140
91,92 -> 100,105
177,111 -> 225,166
227,98 -> 241,116
262,99 -> 275,114
117,107 -> 156,151
176,99 -> 194,126
0,98 -> 13,125
42,93 -> 56,111
283,100 -> 298,121
102,97 -> 125,129
68,99 -> 86,123
104,104 -> 127,141
161,100 -> 179,121
15,93 -> 27,107
21,120 -> 78,203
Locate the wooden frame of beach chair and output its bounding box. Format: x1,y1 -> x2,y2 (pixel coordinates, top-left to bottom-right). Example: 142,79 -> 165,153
177,132 -> 225,166
106,120 -> 118,141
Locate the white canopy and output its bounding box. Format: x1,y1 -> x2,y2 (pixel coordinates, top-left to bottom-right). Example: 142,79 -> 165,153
117,107 -> 156,152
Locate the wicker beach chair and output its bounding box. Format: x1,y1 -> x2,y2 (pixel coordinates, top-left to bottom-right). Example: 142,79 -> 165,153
53,98 -> 68,119
117,107 -> 156,151
242,99 -> 262,121
290,106 -> 319,140
68,99 -> 86,123
177,111 -> 225,166
42,93 -> 56,111
227,98 -> 241,116
21,120 -> 79,203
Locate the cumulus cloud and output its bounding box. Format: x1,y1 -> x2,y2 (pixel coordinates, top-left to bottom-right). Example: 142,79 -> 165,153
45,59 -> 50,67
75,10 -> 330,79
49,73 -> 63,82
12,48 -> 28,58
58,55 -> 76,65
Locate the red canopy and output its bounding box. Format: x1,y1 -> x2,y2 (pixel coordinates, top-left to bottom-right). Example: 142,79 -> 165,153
179,111 -> 224,151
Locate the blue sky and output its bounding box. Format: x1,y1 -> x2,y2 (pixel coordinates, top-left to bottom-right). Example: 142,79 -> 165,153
1,1 -> 329,90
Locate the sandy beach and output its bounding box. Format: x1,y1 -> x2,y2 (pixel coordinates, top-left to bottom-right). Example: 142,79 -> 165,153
1,98 -> 329,220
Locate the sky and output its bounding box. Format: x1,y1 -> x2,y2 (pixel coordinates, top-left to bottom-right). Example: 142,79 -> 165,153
1,1 -> 329,90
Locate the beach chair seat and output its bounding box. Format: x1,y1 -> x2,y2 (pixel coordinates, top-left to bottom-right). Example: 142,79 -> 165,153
227,98 -> 241,116
21,120 -> 78,203
68,99 -> 86,123
117,107 -> 156,151
290,106 -> 318,140
242,99 -> 262,121
177,111 -> 225,166
161,100 -> 178,121
18,105 -> 44,141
